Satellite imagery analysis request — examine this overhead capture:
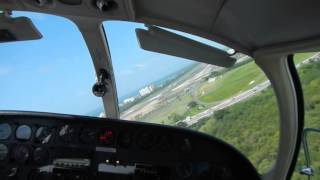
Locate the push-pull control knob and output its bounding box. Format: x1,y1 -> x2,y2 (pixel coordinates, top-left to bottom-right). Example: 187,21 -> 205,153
176,163 -> 193,178
12,145 -> 30,164
7,167 -> 18,178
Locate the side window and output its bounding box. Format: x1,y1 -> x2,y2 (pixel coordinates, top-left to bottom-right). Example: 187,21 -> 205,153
103,21 -> 280,174
0,11 -> 102,116
292,52 -> 320,180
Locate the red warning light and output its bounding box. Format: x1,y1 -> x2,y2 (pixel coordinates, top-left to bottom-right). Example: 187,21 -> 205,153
99,129 -> 114,145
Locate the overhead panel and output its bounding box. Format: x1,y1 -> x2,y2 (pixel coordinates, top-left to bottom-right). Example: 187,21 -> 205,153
133,0 -> 223,31
213,0 -> 320,50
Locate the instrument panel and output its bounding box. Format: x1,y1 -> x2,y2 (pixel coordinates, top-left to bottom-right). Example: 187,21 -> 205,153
0,111 -> 260,180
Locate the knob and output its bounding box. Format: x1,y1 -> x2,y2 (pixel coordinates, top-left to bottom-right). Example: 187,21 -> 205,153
33,147 -> 49,165
92,83 -> 108,97
12,145 -> 30,164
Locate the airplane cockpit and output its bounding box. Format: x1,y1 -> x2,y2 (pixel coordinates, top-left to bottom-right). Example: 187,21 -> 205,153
1,0 -> 320,180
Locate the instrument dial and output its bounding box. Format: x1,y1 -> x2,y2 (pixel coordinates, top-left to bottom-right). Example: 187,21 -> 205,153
80,128 -> 97,144
16,125 -> 32,140
33,147 -> 49,165
137,132 -> 155,150
118,131 -> 133,148
0,144 -> 9,161
0,123 -> 12,140
13,145 -> 30,164
58,125 -> 76,143
35,127 -> 53,144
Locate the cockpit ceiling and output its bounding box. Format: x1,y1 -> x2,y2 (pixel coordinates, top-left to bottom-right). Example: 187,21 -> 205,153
2,0 -> 320,55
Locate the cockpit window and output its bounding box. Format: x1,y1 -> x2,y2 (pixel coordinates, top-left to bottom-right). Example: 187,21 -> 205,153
292,52 -> 320,179
0,11 -> 103,116
103,21 -> 280,173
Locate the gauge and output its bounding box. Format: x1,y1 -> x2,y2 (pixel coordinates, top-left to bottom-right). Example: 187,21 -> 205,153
157,135 -> 173,152
33,147 -> 49,165
13,145 -> 30,164
0,144 -> 9,160
137,132 -> 155,150
98,129 -> 115,146
79,128 -> 97,144
0,123 -> 12,140
118,131 -> 133,148
58,125 -> 76,143
35,127 -> 53,144
176,163 -> 193,178
16,125 -> 32,140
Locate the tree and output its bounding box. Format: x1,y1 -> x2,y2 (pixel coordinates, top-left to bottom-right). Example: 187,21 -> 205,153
177,121 -> 188,128
188,101 -> 198,108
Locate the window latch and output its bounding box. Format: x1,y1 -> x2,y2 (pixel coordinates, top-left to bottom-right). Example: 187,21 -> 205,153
92,69 -> 110,97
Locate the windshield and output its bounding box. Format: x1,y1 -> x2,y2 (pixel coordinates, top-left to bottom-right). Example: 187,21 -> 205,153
0,12 -> 103,116
103,21 -> 280,174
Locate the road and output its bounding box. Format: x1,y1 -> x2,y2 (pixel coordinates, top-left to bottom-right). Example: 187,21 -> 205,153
180,53 -> 320,126
181,80 -> 271,126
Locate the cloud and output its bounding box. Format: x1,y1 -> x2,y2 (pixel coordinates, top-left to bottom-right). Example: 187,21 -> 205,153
0,67 -> 10,76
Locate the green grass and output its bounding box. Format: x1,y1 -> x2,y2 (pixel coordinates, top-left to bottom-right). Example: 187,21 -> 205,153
193,54 -> 320,176
294,52 -> 316,64
140,93 -> 193,125
198,88 -> 280,173
197,53 -> 317,104
198,61 -> 266,103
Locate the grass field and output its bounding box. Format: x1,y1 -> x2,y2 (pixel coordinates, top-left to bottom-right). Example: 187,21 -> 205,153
140,93 -> 193,125
294,52 -> 317,64
192,53 -> 320,176
197,53 -> 317,104
197,61 -> 266,103
137,53 -> 317,128
137,52 -> 320,177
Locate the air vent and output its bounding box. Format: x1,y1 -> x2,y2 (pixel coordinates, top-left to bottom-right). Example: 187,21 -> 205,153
34,0 -> 53,7
94,0 -> 117,12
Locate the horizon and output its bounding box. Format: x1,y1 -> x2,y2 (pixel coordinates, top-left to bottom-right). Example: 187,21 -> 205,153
0,11 -> 227,116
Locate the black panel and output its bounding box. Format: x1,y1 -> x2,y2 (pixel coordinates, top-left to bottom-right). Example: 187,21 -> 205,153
58,0 -> 82,5
0,111 -> 260,180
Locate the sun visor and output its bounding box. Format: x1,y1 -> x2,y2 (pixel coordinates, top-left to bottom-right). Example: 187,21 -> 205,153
136,26 -> 236,68
0,16 -> 42,43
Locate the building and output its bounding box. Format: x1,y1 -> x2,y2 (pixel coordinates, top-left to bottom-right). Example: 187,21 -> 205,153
123,97 -> 135,104
139,85 -> 155,97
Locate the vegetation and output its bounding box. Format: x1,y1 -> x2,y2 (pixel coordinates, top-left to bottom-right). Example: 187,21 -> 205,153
134,52 -> 318,178
192,54 -> 320,178
198,60 -> 267,103
197,53 -> 316,104
196,87 -> 279,173
292,58 -> 320,180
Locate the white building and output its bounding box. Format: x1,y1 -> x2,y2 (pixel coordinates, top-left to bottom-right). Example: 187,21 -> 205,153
123,97 -> 135,104
139,85 -> 155,97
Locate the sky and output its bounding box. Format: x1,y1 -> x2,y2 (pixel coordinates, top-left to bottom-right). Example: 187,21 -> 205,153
0,11 -> 227,116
